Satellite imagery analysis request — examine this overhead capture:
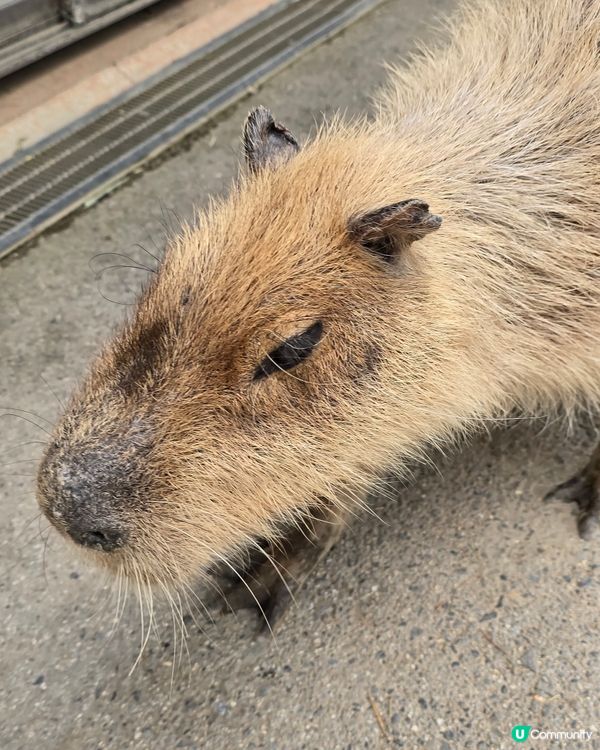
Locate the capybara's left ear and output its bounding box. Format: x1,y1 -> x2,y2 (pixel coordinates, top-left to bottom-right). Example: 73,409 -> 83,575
348,199 -> 442,262
242,105 -> 300,173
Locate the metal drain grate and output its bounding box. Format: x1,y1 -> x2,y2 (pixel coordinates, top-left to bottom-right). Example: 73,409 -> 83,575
0,0 -> 382,259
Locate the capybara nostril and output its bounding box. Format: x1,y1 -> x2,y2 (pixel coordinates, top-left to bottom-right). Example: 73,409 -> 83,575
66,523 -> 128,552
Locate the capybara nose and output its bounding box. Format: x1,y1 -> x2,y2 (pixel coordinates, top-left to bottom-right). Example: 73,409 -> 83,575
38,441 -> 135,553
65,518 -> 128,552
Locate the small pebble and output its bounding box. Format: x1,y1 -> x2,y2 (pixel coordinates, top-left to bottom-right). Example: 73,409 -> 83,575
213,700 -> 229,716
520,648 -> 537,672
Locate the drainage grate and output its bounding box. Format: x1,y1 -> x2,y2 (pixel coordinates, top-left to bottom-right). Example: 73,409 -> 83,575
0,0 -> 383,259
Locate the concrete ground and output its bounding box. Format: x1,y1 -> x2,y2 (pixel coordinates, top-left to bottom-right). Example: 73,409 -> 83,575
1,0 -> 599,748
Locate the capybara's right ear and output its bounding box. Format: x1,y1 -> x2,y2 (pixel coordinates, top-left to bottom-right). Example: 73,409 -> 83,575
242,105 -> 300,173
348,199 -> 442,263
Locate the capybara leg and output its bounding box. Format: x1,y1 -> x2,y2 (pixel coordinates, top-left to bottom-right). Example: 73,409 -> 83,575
220,503 -> 348,631
544,443 -> 600,541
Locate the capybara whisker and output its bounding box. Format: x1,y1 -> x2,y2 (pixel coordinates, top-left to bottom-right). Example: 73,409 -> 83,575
0,408 -> 54,430
39,373 -> 66,411
132,242 -> 162,267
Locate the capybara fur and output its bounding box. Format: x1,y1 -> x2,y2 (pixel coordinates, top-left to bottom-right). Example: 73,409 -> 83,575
37,0 -> 600,604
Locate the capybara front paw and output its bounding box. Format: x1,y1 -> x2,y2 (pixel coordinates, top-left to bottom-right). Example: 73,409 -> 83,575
545,470 -> 600,541
210,506 -> 347,632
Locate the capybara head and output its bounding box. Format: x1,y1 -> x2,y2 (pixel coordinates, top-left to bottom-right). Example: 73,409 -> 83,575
37,107 -> 442,586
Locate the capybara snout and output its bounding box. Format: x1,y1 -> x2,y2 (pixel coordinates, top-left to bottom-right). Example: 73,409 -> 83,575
38,414 -> 154,555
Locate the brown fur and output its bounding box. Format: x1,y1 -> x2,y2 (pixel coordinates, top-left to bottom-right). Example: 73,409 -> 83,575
38,0 -> 600,590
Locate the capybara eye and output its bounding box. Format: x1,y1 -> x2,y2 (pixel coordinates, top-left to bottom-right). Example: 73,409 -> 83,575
253,320 -> 324,381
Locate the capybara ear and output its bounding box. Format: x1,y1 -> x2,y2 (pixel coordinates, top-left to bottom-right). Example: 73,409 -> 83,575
348,199 -> 442,262
242,105 -> 300,173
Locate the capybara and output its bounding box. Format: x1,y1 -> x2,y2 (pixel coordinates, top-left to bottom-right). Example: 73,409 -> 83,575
37,0 -> 600,625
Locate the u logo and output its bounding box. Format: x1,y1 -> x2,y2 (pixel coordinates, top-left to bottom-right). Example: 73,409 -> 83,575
511,725 -> 532,742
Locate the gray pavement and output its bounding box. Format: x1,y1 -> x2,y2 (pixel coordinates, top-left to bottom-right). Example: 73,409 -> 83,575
1,0 -> 599,748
